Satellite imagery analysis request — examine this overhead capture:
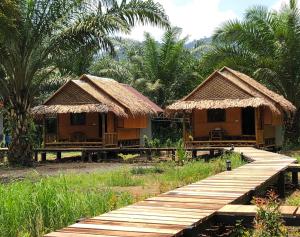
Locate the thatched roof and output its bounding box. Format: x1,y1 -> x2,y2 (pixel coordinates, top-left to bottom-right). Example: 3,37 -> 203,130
166,67 -> 296,115
32,75 -> 162,117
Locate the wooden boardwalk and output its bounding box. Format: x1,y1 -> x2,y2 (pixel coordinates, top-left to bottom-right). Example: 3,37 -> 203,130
45,147 -> 296,237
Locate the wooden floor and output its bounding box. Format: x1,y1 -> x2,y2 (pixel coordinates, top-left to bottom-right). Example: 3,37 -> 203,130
45,147 -> 296,237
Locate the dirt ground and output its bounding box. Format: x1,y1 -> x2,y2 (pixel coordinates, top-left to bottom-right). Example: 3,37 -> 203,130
0,162 -> 137,182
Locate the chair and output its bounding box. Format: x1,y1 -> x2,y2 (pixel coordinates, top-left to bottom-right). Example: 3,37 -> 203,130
209,128 -> 224,140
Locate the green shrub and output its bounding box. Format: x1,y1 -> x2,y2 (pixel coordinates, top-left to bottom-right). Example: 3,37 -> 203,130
130,166 -> 164,175
176,139 -> 187,165
253,191 -> 287,237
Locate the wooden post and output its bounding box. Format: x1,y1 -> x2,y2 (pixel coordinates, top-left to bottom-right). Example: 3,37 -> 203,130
146,149 -> 152,161
56,151 -> 61,161
182,114 -> 186,144
41,152 -> 46,162
277,172 -> 285,198
96,152 -> 102,162
192,149 -> 197,159
101,113 -> 105,147
88,152 -> 93,162
102,151 -> 108,160
42,115 -> 46,148
34,151 -> 38,162
292,171 -> 299,186
171,149 -> 175,161
81,151 -> 86,162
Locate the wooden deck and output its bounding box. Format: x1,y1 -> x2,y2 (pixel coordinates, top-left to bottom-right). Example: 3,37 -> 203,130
45,147 -> 297,237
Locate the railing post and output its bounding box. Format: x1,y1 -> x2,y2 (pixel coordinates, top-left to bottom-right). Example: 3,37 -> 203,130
292,171 -> 299,187
277,172 -> 285,198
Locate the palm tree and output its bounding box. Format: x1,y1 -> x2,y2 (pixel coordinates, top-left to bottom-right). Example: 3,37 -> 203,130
91,27 -> 200,107
200,0 -> 300,143
0,0 -> 169,166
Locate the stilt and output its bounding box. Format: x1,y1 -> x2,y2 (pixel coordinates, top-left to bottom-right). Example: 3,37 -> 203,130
277,172 -> 285,198
102,151 -> 108,160
96,152 -> 102,162
292,171 -> 298,186
34,151 -> 38,162
147,149 -> 152,161
209,149 -> 214,157
81,151 -> 86,162
56,151 -> 62,161
171,149 -> 175,161
41,152 -> 46,162
88,152 -> 93,162
192,149 -> 197,159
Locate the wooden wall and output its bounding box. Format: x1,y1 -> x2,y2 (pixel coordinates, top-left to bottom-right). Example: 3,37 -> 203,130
56,113 -> 148,142
117,115 -> 147,141
192,108 -> 242,138
58,113 -> 99,140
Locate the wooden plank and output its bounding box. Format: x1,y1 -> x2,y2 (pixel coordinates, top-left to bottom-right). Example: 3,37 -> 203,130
296,207 -> 300,217
147,196 -> 231,204
62,228 -> 171,237
70,223 -> 180,235
279,206 -> 298,217
99,213 -> 200,223
45,232 -> 120,237
83,219 -> 186,230
218,205 -> 299,217
108,209 -> 208,219
92,215 -> 193,226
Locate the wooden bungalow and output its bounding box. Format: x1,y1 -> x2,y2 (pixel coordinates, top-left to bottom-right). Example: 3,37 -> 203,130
32,75 -> 162,148
166,67 -> 296,148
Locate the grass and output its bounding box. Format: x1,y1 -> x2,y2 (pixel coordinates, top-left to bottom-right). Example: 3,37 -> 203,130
0,152 -> 244,237
285,190 -> 300,206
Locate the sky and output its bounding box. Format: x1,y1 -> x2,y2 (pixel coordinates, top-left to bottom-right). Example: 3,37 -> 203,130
123,0 -> 293,42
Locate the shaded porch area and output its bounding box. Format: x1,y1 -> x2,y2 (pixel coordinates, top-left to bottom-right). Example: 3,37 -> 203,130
183,106 -> 281,148
43,112 -> 142,148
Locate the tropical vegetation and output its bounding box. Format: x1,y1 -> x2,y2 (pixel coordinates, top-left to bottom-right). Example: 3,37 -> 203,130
0,0 -> 169,166
199,0 -> 300,143
90,27 -> 200,107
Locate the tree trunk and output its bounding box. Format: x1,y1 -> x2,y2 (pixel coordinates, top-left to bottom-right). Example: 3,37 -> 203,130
6,103 -> 34,167
284,107 -> 300,144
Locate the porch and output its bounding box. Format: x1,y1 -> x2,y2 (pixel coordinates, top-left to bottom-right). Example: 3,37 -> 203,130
183,107 -> 280,148
43,112 -> 143,148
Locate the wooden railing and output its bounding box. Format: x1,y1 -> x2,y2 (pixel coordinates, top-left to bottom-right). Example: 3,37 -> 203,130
45,134 -> 57,143
104,133 -> 118,146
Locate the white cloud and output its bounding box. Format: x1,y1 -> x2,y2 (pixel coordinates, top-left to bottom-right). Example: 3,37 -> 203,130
121,0 -> 237,42
271,0 -> 300,11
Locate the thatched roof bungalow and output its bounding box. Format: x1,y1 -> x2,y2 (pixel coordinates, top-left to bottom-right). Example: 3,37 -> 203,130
166,67 -> 296,148
32,75 -> 162,148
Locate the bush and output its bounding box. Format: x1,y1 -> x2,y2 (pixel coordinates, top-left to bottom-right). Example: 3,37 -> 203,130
253,191 -> 287,237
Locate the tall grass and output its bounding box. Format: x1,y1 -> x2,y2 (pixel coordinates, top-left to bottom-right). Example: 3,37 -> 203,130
0,152 -> 244,237
0,176 -> 133,237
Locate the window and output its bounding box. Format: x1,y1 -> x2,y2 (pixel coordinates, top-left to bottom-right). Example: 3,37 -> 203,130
70,113 -> 86,125
45,117 -> 57,134
207,109 -> 226,123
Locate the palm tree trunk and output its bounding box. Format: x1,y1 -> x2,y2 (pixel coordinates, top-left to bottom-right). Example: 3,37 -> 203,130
285,108 -> 300,144
7,101 -> 34,166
